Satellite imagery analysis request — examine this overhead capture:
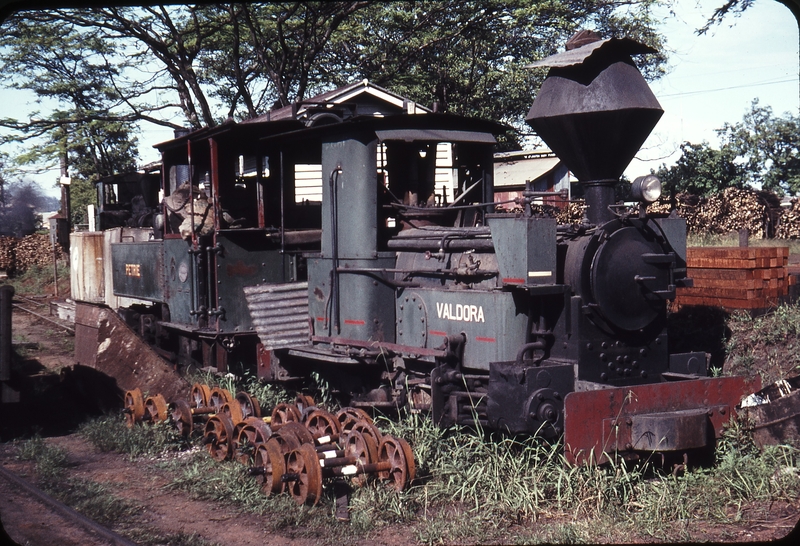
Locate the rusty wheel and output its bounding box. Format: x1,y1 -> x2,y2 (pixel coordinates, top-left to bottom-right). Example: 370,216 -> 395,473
123,388 -> 145,427
350,419 -> 382,448
271,402 -> 302,427
220,400 -> 244,426
144,394 -> 168,423
204,413 -> 235,461
236,391 -> 261,419
190,383 -> 211,408
278,421 -> 314,446
169,399 -> 193,438
336,407 -> 373,433
285,443 -> 323,506
209,387 -> 234,412
267,431 -> 301,455
304,408 -> 341,440
343,430 -> 378,487
253,440 -> 286,495
295,394 -> 316,412
378,436 -> 415,491
233,417 -> 272,465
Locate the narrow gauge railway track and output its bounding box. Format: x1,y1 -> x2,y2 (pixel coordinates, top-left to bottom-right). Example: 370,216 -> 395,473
12,295 -> 75,336
0,464 -> 136,546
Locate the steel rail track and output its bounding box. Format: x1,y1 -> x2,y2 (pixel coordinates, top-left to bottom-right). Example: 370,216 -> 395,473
0,464 -> 138,546
12,299 -> 75,336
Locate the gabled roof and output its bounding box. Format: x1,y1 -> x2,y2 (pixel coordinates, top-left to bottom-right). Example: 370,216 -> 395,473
243,79 -> 431,124
494,149 -> 566,188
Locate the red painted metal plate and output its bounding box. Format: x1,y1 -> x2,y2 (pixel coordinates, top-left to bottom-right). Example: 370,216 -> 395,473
564,376 -> 761,465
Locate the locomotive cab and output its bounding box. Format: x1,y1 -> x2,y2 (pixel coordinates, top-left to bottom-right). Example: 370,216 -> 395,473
110,118 -> 323,372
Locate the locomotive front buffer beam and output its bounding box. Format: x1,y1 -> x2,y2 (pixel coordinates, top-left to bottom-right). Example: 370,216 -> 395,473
563,375 -> 762,466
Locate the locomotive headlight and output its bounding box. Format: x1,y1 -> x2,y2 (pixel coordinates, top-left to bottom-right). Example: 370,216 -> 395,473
631,175 -> 662,203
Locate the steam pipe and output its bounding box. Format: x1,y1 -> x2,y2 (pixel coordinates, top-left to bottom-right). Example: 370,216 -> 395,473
515,341 -> 547,366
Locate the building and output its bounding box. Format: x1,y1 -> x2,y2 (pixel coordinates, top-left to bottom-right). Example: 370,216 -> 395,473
493,149 -> 571,209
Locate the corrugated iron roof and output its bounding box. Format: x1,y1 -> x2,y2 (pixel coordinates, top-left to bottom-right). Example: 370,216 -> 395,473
524,37 -> 656,69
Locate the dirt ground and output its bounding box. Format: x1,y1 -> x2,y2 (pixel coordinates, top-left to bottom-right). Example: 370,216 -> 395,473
1,302 -> 800,545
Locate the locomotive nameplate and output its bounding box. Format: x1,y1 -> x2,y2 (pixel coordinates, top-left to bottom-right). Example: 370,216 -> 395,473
435,302 -> 485,323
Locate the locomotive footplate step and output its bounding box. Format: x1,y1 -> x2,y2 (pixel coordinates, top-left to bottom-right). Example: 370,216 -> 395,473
563,375 -> 761,465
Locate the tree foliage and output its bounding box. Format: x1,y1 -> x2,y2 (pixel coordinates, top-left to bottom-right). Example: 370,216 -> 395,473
656,101 -> 800,197
0,11 -> 139,223
656,141 -> 747,197
718,101 -> 800,196
1,2 -> 667,136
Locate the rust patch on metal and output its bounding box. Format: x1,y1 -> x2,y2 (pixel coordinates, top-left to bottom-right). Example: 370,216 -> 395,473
74,301 -> 189,401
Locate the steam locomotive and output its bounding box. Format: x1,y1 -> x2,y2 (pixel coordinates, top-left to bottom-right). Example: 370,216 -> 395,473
106,34 -> 759,466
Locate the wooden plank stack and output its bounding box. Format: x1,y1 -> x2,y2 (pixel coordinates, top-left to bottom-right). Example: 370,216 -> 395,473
674,246 -> 792,311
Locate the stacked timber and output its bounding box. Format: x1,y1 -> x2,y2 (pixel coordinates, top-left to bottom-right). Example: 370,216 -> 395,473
674,246 -> 792,311
776,200 -> 800,239
650,189 -> 780,238
0,234 -> 64,273
0,237 -> 14,271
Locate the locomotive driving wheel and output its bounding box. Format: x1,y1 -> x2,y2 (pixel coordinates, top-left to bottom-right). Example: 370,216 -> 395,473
378,437 -> 415,491
204,413 -> 235,461
123,388 -> 145,427
266,430 -> 302,454
169,399 -> 193,438
335,407 -> 373,433
144,394 -> 168,423
350,419 -> 382,448
220,400 -> 244,426
284,443 -> 323,506
295,394 -> 316,412
253,440 -> 286,495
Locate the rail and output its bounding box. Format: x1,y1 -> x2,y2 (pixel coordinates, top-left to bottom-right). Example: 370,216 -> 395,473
12,297 -> 75,336
0,464 -> 138,546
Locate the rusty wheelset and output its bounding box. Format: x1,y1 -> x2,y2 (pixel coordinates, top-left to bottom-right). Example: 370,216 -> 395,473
123,384 -> 416,507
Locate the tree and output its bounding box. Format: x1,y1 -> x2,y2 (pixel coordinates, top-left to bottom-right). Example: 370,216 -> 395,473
655,101 -> 800,197
322,1 -> 667,147
655,141 -> 748,197
717,100 -> 800,196
2,2 -> 668,137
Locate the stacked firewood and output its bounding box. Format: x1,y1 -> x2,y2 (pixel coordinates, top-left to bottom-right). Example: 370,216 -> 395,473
652,189 -> 780,239
776,200 -> 800,239
0,237 -> 14,271
0,234 -> 64,273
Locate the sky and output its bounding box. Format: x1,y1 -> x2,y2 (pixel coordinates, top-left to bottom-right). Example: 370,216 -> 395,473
625,0 -> 800,179
0,0 -> 798,197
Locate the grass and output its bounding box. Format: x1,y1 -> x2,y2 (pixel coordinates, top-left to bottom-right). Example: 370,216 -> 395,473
185,368 -> 293,412
79,414 -> 186,457
15,435 -> 141,526
66,375 -> 800,544
4,262 -> 70,296
725,303 -> 800,384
